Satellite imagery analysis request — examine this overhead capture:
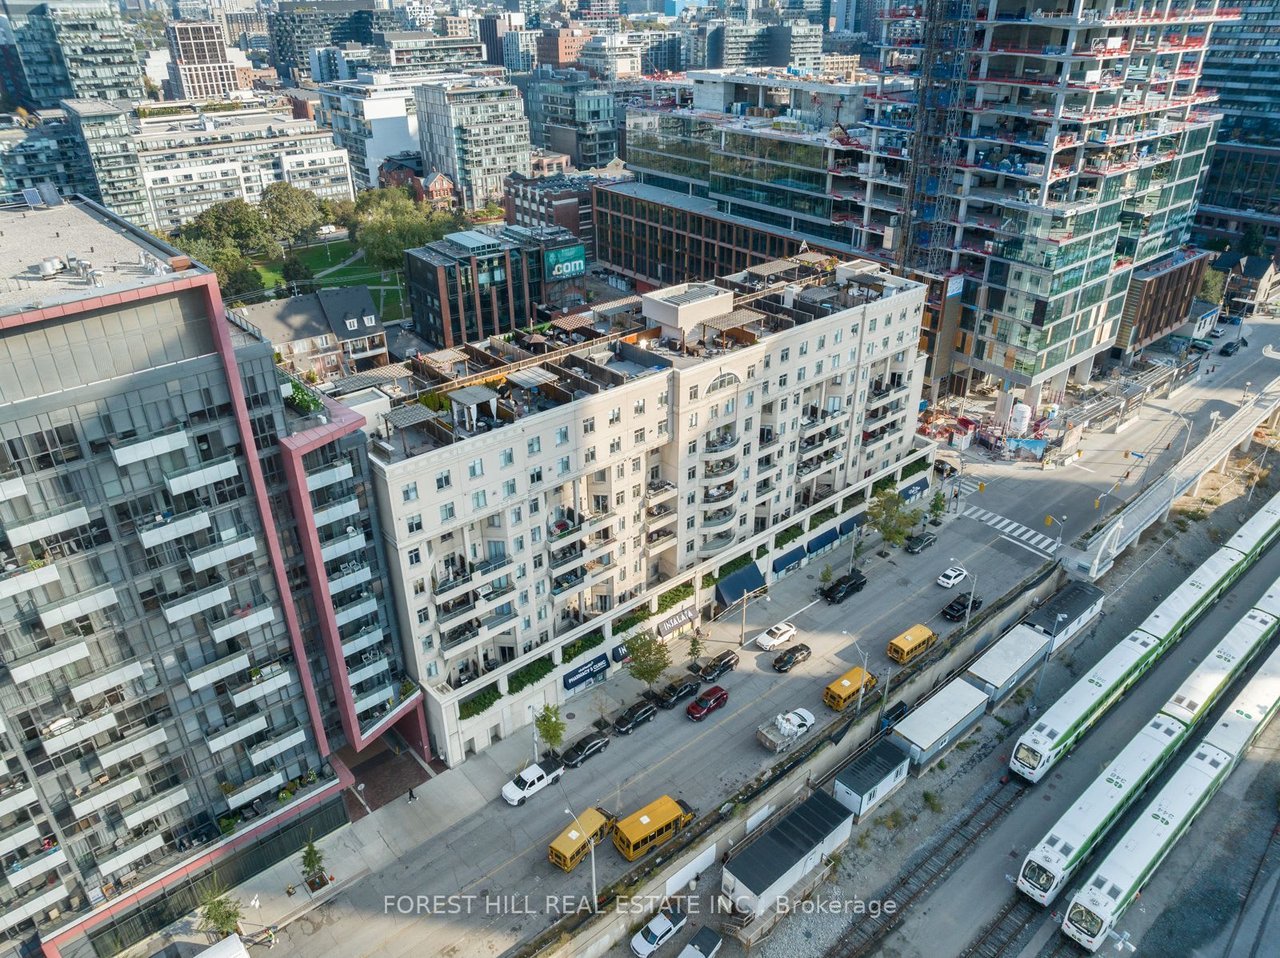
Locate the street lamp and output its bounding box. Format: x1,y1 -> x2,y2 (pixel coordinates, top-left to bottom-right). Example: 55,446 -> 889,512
564,805 -> 598,912
738,586 -> 770,647
841,630 -> 870,716
1044,514 -> 1068,558
949,557 -> 977,633
1243,381 -> 1253,404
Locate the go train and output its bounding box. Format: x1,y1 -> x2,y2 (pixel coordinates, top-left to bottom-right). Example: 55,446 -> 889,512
1009,489 -> 1280,782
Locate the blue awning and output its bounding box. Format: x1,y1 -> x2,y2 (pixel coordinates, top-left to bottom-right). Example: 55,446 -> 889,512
716,562 -> 766,607
807,528 -> 838,554
772,546 -> 805,574
839,512 -> 867,535
902,477 -> 930,501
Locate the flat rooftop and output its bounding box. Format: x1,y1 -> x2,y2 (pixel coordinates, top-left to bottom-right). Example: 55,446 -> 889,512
0,196 -> 205,318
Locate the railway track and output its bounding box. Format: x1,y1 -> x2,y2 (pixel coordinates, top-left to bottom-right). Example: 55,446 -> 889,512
824,779 -> 1027,958
957,895 -> 1045,958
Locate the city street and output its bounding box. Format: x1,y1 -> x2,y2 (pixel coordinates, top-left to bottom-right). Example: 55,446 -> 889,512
238,320 -> 1280,958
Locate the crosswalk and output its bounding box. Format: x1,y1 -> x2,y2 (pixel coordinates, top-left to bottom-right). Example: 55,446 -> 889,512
961,505 -> 1060,556
957,476 -> 984,496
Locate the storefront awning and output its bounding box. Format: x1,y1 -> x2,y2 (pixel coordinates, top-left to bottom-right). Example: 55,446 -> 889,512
902,477 -> 930,500
807,529 -> 838,554
715,562 -> 766,607
839,512 -> 867,536
772,547 -> 805,574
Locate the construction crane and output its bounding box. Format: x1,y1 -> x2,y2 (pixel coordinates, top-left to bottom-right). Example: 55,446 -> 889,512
895,0 -> 977,279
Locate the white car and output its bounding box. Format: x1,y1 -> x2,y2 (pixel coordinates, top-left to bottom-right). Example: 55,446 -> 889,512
500,760 -> 564,806
936,566 -> 968,589
631,907 -> 687,957
1209,326 -> 1226,338
755,621 -> 798,651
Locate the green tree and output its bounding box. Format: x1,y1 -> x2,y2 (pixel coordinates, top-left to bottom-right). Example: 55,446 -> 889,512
687,630 -> 703,664
819,564 -> 834,586
1198,268 -> 1226,305
1239,223 -> 1267,257
866,489 -> 920,550
282,254 -> 315,284
623,630 -> 671,690
198,883 -> 243,937
320,196 -> 358,233
929,490 -> 947,523
533,704 -> 567,752
300,838 -> 325,880
180,237 -> 264,300
182,199 -> 280,259
260,182 -> 323,247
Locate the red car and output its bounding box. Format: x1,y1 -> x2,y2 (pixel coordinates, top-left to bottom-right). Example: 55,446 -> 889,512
686,685 -> 729,721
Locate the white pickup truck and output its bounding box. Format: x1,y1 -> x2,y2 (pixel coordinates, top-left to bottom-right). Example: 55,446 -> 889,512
501,759 -> 565,806
756,708 -> 816,753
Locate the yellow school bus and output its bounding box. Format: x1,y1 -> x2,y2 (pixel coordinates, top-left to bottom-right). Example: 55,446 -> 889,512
611,795 -> 695,862
823,667 -> 877,711
548,806 -> 615,873
886,624 -> 938,665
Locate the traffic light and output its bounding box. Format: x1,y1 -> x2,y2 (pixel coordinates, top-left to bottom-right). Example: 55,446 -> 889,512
1045,515 -> 1053,527
1123,449 -> 1131,458
1095,498 -> 1101,509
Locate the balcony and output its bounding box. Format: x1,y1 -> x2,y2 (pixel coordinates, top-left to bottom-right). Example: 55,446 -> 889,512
38,585 -> 118,630
437,597 -> 476,625
0,882 -> 69,934
698,531 -> 737,558
0,474 -> 26,502
97,831 -> 167,877
211,606 -> 276,644
161,582 -> 231,625
703,483 -> 735,504
583,510 -> 614,535
70,776 -> 143,820
139,508 -> 211,549
164,455 -> 239,496
646,504 -> 676,527
354,683 -> 396,716
341,625 -> 384,660
704,431 -> 740,455
328,562 -> 372,595
185,650 -> 251,693
248,727 -> 307,767
0,561 -> 59,601
71,661 -> 146,703
482,607 -> 517,633
644,529 -> 676,554
552,569 -> 585,596
348,653 -> 390,687
42,712 -> 117,753
0,820 -> 40,858
206,714 -> 269,753
703,457 -> 739,479
701,506 -> 737,528
110,425 -> 189,467
550,542 -> 585,570
5,845 -> 66,888
225,769 -> 286,811
646,480 -> 677,503
230,663 -> 293,707
97,726 -> 168,771
306,459 -> 354,492
440,621 -> 481,653
548,512 -> 584,542
5,504 -> 90,548
0,783 -> 33,819
321,529 -> 366,563
188,534 -> 258,573
9,640 -> 89,684
122,785 -> 190,831
312,495 -> 360,529
334,593 -> 377,628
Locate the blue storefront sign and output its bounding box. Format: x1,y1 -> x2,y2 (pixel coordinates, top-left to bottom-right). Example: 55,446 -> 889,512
563,653 -> 610,691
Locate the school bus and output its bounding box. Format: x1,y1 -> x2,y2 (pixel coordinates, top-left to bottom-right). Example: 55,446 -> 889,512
823,667 -> 878,711
611,795 -> 695,862
548,806 -> 615,873
886,624 -> 938,665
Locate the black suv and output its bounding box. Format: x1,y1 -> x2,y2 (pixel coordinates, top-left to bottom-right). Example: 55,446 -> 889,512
655,677 -> 701,709
1220,340 -> 1241,357
560,731 -> 609,768
613,701 -> 658,735
822,571 -> 868,604
941,593 -> 983,621
699,650 -> 739,682
906,532 -> 937,554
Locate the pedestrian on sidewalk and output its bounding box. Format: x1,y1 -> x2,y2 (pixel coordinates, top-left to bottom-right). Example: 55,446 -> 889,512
407,787 -> 417,804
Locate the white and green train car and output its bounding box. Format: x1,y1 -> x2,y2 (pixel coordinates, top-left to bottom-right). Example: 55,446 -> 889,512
1062,643 -> 1280,951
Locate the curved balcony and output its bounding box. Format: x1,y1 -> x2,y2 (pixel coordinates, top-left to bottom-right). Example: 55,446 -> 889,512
703,457 -> 739,480
703,481 -> 736,504
703,431 -> 740,455
701,505 -> 737,529
698,531 -> 736,558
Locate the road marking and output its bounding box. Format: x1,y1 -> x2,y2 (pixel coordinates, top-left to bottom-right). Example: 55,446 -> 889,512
1069,461 -> 1096,473
962,506 -> 1058,558
1001,534 -> 1054,558
1019,528 -> 1038,541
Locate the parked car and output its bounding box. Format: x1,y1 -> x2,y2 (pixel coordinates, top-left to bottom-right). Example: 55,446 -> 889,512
699,650 -> 739,682
614,701 -> 658,735
933,459 -> 958,478
821,571 -> 868,604
1220,340 -> 1241,357
906,532 -> 937,554
755,621 -> 798,651
936,565 -> 968,588
687,686 -> 729,721
560,731 -> 609,768
677,927 -> 723,958
500,759 -> 565,806
941,592 -> 983,621
772,643 -> 813,673
655,677 -> 701,709
1210,326 -> 1226,338
631,907 -> 687,957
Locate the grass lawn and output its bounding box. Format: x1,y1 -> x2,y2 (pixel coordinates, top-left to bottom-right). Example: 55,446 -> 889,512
254,238 -> 356,288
